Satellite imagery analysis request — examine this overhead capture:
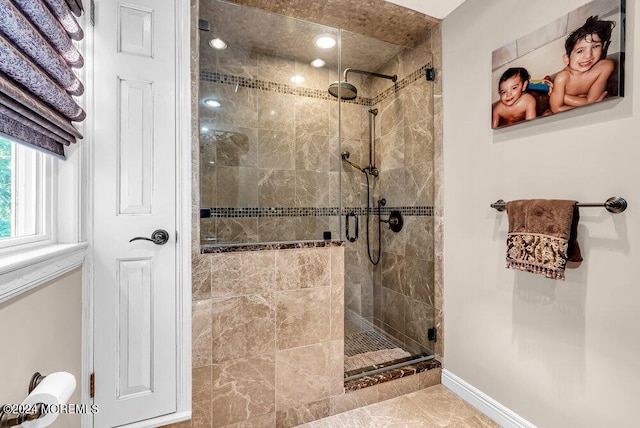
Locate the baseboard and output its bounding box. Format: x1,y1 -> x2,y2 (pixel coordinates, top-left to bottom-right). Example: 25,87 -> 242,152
441,369 -> 537,428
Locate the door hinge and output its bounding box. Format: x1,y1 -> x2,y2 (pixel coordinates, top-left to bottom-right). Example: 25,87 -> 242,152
428,327 -> 437,342
90,373 -> 95,398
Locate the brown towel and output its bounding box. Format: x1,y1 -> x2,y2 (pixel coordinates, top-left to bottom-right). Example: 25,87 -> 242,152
505,200 -> 582,280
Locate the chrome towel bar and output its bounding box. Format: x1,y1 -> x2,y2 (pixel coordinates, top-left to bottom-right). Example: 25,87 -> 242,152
490,196 -> 627,214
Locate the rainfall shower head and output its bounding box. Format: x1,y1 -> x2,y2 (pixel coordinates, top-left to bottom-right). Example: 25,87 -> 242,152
328,81 -> 358,100
328,68 -> 397,100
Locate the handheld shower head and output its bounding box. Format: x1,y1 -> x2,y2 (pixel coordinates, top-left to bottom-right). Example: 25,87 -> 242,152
341,151 -> 364,171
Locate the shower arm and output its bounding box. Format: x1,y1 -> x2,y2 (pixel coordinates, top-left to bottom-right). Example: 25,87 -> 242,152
343,68 -> 397,83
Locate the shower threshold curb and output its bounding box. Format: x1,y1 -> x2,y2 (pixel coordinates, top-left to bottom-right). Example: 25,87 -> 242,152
344,356 -> 441,392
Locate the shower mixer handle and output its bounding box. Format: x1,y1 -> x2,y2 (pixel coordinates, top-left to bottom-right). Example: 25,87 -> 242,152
380,210 -> 403,233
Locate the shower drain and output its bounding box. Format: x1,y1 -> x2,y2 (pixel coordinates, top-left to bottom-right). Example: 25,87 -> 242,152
344,330 -> 401,357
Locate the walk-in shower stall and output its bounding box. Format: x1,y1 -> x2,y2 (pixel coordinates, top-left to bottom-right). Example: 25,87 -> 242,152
199,0 -> 436,380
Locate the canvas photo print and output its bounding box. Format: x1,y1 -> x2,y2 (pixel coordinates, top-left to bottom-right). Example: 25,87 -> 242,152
491,0 -> 625,129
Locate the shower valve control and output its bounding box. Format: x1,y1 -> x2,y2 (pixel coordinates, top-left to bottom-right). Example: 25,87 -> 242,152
385,210 -> 403,233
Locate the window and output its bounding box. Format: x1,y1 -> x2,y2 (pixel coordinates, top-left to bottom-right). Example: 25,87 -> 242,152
0,1 -> 87,304
0,136 -> 52,251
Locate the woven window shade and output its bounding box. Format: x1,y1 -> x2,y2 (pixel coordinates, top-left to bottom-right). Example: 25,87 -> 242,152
0,0 -> 84,159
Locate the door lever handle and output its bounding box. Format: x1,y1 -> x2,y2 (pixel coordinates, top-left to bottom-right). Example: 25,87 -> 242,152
129,229 -> 170,245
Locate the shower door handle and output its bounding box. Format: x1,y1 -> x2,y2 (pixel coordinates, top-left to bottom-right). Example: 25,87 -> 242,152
345,212 -> 358,243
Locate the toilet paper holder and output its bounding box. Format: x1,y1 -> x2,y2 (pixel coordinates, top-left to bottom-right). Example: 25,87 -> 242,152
0,372 -> 47,427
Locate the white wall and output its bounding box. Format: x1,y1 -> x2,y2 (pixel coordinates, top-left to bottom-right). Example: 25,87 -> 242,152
442,0 -> 639,427
0,269 -> 83,427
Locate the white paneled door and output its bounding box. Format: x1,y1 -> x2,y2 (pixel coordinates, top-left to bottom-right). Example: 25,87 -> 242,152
92,0 -> 179,426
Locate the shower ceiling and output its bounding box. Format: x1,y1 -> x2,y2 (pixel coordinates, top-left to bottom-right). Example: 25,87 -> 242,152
200,0 -> 439,71
220,0 -> 439,47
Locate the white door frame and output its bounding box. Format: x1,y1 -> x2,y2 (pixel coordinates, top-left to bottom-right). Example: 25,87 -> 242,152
82,1 -> 192,426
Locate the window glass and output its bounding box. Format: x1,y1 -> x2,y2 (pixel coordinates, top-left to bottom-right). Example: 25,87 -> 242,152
0,138 -> 10,239
0,136 -> 49,249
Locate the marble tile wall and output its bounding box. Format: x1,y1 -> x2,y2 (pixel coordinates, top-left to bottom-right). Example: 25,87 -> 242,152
171,245 -> 442,428
190,245 -> 344,427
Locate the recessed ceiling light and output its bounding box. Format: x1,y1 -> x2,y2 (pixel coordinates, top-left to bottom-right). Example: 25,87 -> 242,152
201,126 -> 209,132
209,38 -> 227,50
314,34 -> 336,49
204,99 -> 221,108
310,59 -> 326,68
290,75 -> 305,84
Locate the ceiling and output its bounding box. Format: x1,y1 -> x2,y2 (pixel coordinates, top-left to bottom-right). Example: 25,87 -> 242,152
384,0 -> 466,19
199,0 -> 459,74
220,0 -> 440,48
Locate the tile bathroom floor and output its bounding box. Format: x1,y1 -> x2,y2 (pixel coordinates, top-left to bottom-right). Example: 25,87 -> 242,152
298,384 -> 500,427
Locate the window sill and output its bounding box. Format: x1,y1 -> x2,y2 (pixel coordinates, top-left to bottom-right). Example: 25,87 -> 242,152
0,242 -> 88,305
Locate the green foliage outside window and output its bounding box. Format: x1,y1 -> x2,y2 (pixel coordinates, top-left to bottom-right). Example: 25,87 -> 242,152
0,138 -> 11,238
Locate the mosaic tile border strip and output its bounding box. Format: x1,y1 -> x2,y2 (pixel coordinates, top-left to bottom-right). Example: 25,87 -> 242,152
201,239 -> 344,254
200,70 -> 375,104
200,206 -> 434,218
201,207 -> 340,218
353,206 -> 434,216
200,63 -> 432,106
